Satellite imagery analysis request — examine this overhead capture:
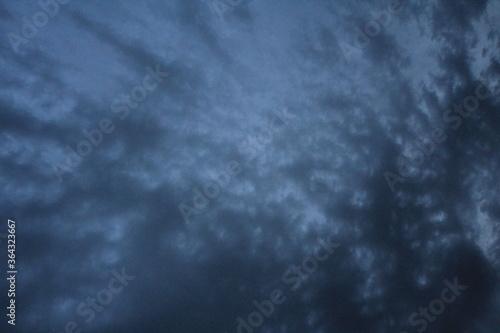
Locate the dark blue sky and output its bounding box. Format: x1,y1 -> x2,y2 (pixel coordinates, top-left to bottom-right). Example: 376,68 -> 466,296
0,0 -> 499,332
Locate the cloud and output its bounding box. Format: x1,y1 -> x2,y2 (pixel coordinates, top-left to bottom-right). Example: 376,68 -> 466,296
0,0 -> 499,332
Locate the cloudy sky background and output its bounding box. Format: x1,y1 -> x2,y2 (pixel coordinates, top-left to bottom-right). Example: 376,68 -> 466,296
0,0 -> 499,332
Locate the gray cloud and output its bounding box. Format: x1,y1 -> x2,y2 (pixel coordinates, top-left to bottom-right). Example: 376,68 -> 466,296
0,0 -> 499,332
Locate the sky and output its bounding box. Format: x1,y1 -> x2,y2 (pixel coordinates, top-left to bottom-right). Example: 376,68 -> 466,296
0,0 -> 499,332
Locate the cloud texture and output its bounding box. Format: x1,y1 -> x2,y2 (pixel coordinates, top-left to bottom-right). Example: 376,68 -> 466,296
0,0 -> 499,332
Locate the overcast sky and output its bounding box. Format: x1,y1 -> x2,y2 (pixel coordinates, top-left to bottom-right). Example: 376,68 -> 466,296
0,0 -> 499,332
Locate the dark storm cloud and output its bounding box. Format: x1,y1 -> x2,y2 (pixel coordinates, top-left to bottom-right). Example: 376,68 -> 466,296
0,0 -> 499,332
